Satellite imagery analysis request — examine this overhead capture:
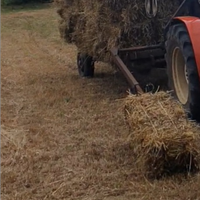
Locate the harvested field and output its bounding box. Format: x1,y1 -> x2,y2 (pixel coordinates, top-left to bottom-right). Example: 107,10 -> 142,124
1,4 -> 200,200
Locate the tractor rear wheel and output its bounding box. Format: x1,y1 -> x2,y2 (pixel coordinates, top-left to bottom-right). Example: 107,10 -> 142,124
77,53 -> 94,77
166,24 -> 200,121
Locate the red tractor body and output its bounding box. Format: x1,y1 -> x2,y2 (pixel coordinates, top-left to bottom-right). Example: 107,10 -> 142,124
109,0 -> 200,120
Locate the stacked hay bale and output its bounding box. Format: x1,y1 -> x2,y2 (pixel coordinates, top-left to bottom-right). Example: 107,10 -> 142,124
124,92 -> 200,178
56,0 -> 182,61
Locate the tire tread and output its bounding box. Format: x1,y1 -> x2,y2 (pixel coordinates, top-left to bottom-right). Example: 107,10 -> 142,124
165,24 -> 200,121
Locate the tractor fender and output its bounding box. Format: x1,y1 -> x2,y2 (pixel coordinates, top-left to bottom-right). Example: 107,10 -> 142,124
173,17 -> 200,77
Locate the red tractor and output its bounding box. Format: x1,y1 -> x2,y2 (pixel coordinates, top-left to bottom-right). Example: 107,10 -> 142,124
77,0 -> 200,121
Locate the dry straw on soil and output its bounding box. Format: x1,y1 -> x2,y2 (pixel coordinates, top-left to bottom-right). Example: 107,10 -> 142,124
124,92 -> 200,179
56,0 -> 182,61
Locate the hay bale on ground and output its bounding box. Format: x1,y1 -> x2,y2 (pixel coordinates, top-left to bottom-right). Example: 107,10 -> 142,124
56,0 -> 183,61
124,92 -> 200,178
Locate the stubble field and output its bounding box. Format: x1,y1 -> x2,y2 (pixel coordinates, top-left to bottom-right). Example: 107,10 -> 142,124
1,4 -> 200,200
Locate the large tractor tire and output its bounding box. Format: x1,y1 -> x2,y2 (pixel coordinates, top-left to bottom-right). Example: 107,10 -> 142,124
166,24 -> 200,121
77,53 -> 94,77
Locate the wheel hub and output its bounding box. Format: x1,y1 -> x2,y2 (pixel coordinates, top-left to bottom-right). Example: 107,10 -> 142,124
172,47 -> 189,105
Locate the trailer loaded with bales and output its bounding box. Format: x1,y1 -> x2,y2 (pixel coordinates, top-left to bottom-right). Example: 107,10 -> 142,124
56,0 -> 200,121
